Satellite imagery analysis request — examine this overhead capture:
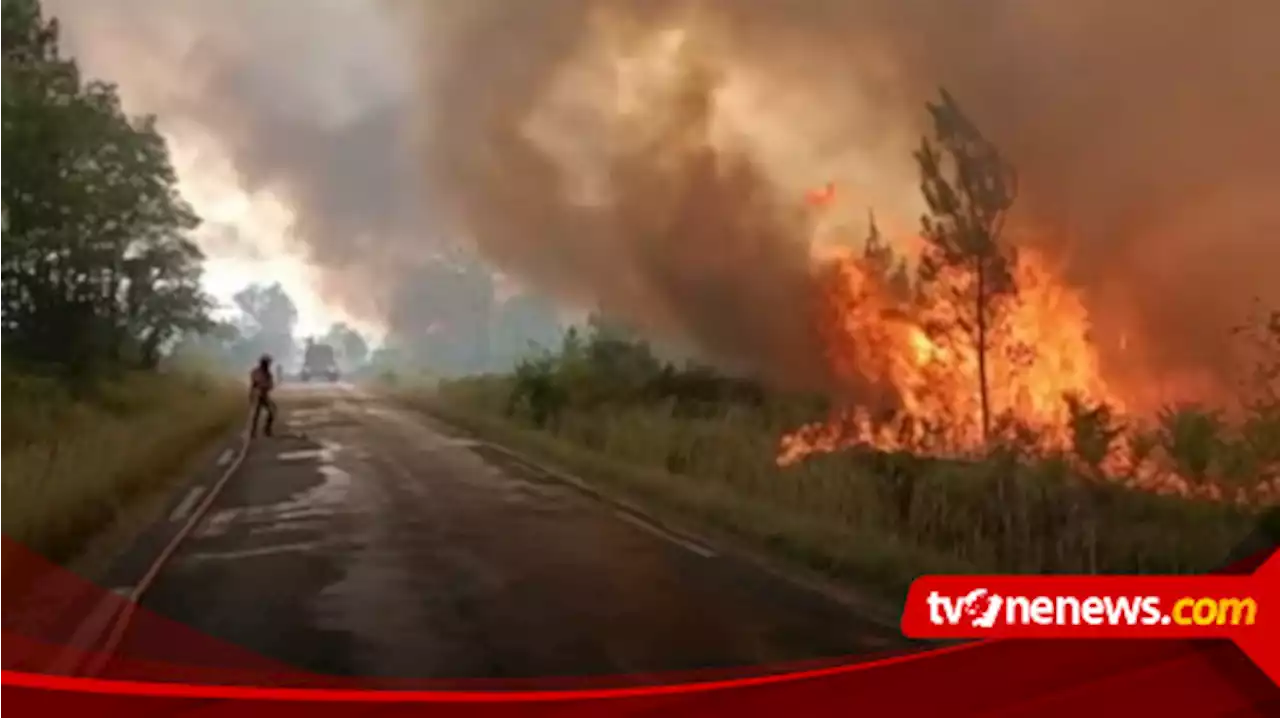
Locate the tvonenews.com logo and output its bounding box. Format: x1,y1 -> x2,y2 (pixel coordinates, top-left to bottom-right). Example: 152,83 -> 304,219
899,559 -> 1276,681
926,589 -> 1258,629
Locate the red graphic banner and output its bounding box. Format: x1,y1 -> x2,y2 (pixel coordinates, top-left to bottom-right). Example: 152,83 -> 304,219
4,537 -> 1278,715
901,550 -> 1279,682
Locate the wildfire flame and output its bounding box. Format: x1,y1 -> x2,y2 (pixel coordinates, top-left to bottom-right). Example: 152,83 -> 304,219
783,246 -> 1113,454
523,16 -> 1277,505
780,234 -> 1277,504
804,181 -> 837,209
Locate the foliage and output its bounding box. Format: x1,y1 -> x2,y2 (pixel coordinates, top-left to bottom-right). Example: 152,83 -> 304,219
231,281 -> 298,366
427,294 -> 1275,587
377,250 -> 568,377
490,292 -> 564,371
322,322 -> 369,368
1064,393 -> 1124,478
504,313 -> 769,431
439,106 -> 1275,583
1155,404 -> 1227,485
2,369 -> 240,562
2,0 -> 212,376
429,370 -> 1257,594
914,88 -> 1020,443
384,255 -> 496,376
860,211 -> 912,300
167,282 -> 312,374
1,2 -> 245,565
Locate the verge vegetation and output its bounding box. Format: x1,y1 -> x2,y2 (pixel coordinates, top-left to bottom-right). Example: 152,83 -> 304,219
399,319 -> 1269,600
3,370 -> 242,563
397,91 -> 1277,599
3,0 -> 243,565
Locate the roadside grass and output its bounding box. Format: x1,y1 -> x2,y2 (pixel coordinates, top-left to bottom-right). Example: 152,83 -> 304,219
2,370 -> 243,566
394,375 -> 1258,603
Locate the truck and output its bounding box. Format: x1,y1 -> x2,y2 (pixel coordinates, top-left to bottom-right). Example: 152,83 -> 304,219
300,340 -> 340,382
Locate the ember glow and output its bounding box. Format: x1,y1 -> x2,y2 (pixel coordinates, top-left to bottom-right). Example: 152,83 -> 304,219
780,228 -> 1279,503
783,244 -> 1109,447
804,182 -> 837,209
491,12 -> 1277,502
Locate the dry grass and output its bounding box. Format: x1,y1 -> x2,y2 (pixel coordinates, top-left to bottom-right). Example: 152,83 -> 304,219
2,370 -> 243,563
402,376 -> 1262,600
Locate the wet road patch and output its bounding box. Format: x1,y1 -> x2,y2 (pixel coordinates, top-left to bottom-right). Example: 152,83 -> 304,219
123,388 -> 909,679
136,426 -> 364,674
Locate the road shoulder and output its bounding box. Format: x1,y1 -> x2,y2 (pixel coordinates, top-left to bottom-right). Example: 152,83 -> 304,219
71,426 -> 249,591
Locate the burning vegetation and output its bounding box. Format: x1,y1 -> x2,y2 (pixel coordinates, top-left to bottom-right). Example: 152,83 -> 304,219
409,5 -> 1277,584
780,91 -> 1280,506
422,14 -> 1280,508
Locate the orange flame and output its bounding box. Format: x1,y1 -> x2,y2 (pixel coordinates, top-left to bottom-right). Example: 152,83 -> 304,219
804,181 -> 837,209
779,238 -> 1276,503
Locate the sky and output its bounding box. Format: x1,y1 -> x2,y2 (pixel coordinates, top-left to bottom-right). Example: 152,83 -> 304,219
46,0 -> 403,342
165,133 -> 350,339
40,0 -> 1280,395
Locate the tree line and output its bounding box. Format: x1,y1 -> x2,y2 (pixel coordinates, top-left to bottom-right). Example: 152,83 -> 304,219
172,280 -> 373,374
2,0 -> 216,377
169,272 -> 564,379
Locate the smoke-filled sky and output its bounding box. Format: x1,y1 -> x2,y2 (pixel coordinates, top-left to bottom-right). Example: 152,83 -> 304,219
48,0 -> 1280,395
46,0 -> 412,338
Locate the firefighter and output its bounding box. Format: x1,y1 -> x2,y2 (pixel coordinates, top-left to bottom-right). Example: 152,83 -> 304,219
249,354 -> 277,438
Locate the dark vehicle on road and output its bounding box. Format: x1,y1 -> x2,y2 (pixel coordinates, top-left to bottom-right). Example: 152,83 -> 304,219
300,340 -> 340,382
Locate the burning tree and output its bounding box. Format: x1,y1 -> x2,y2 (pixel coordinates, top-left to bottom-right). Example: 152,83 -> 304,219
914,88 -> 1020,445
782,89 -> 1115,466
779,90 -> 1277,506
861,210 -> 912,301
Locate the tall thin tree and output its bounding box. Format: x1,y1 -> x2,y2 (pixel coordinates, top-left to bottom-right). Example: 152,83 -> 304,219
914,88 -> 1019,444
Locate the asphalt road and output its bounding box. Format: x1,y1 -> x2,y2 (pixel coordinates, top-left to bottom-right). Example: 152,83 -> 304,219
105,384 -> 904,679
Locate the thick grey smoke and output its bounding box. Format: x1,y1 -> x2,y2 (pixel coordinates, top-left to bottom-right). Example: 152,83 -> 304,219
47,0 -> 422,324
406,0 -> 838,385
404,0 -> 1280,398
49,0 -> 1280,398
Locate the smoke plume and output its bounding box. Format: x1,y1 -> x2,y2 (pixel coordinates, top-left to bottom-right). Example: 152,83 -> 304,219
49,0 -> 1280,398
408,0 -> 1280,399
47,0 -> 421,324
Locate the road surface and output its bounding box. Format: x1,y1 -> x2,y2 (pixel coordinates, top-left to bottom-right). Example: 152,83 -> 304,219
103,384 -> 904,679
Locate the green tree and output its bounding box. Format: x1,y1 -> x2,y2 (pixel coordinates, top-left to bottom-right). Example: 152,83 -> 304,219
385,255 -> 496,376
1157,405 -> 1227,486
914,88 -> 1019,443
323,322 -> 370,368
232,282 -> 298,366
1227,301 -> 1280,489
490,292 -> 563,371
169,318 -> 243,370
2,0 -> 210,375
123,237 -> 213,368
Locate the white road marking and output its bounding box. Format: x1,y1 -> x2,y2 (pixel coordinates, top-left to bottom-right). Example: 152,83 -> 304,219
193,508 -> 240,538
614,510 -> 717,558
247,519 -> 328,536
286,410 -> 333,428
168,486 -> 206,522
278,440 -> 343,464
185,541 -> 326,563
46,586 -> 134,675
316,463 -> 352,487
278,449 -> 325,461
215,448 -> 235,467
